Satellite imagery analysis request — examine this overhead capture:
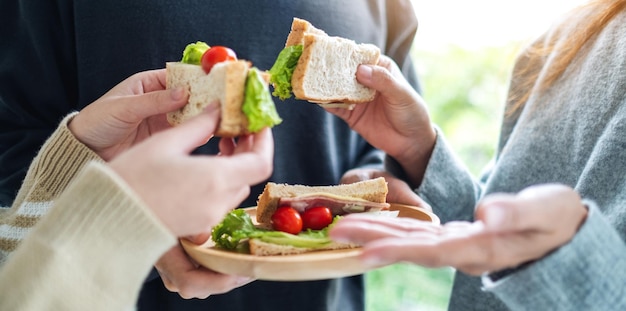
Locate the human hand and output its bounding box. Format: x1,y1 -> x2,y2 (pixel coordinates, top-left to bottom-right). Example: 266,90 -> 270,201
69,69 -> 188,161
340,168 -> 431,211
155,246 -> 254,299
324,56 -> 436,185
329,184 -> 587,275
109,106 -> 272,298
109,105 -> 274,239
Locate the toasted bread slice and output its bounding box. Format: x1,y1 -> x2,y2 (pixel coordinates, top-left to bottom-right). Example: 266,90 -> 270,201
256,177 -> 388,224
166,60 -> 251,137
248,238 -> 359,256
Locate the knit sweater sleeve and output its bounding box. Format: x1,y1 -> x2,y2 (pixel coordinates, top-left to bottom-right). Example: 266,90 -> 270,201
0,113 -> 102,261
10,112 -> 101,207
385,127 -> 483,223
0,162 -> 176,311
482,202 -> 626,309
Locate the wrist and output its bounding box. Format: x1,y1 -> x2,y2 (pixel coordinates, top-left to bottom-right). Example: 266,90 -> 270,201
393,128 -> 436,186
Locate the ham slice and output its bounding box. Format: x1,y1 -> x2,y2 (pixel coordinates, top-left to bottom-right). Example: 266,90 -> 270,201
278,194 -> 390,215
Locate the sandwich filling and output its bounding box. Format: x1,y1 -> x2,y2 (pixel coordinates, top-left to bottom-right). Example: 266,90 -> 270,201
212,209 -> 338,252
279,192 -> 390,215
243,68 -> 283,132
179,41 -> 282,133
268,45 -> 303,100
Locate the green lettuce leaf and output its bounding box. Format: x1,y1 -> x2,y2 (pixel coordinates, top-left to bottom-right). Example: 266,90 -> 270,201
268,45 -> 303,100
181,41 -> 210,65
211,209 -> 340,251
242,68 -> 283,132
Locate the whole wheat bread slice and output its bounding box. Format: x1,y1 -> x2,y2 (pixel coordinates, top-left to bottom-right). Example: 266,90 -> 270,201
166,60 -> 251,137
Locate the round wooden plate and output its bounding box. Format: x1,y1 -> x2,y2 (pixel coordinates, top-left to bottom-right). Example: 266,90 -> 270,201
181,203 -> 439,281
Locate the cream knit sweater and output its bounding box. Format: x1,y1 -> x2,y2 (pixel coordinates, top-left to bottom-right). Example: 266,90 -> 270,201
0,114 -> 176,310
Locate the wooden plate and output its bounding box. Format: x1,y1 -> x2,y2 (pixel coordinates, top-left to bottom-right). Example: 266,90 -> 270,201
181,203 -> 439,281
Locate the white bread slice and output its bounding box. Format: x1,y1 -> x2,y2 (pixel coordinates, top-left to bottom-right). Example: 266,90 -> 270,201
256,177 -> 388,224
284,18 -> 380,104
248,238 -> 359,256
292,34 -> 380,104
166,60 -> 250,137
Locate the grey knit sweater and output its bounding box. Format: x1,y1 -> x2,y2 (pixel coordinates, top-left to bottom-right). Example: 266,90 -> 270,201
389,6 -> 626,311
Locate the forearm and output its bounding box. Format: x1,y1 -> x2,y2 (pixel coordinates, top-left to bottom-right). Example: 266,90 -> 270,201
11,113 -> 102,208
386,127 -> 481,222
0,113 -> 103,261
483,202 -> 626,309
0,162 -> 176,311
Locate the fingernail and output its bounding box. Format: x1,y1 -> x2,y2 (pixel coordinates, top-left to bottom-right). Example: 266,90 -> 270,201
171,87 -> 186,101
357,65 -> 373,83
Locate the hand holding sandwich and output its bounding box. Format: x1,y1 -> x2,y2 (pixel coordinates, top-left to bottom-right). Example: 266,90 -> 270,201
68,69 -> 273,298
69,69 -> 188,162
110,108 -> 273,298
323,56 -> 437,187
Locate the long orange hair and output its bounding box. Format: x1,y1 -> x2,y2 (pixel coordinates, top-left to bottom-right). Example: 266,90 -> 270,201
506,0 -> 626,115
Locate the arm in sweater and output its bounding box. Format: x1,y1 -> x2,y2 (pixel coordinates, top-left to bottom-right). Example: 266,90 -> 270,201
0,162 -> 175,311
0,113 -> 102,263
483,201 -> 626,309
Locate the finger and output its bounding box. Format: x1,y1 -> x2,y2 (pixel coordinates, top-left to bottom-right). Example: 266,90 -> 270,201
126,69 -> 168,94
330,215 -> 440,244
358,222 -> 486,269
186,232 -> 212,245
358,237 -> 451,268
218,137 -> 236,156
175,268 -> 254,299
339,213 -> 442,232
339,169 -> 377,184
385,177 -> 431,210
152,105 -> 220,154
356,56 -> 408,94
231,134 -> 254,154
220,128 -> 274,184
115,87 -> 190,124
157,270 -> 177,292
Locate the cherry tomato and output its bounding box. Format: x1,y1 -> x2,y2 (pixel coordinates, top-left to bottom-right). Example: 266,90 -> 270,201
271,206 -> 303,234
302,206 -> 333,230
201,46 -> 237,73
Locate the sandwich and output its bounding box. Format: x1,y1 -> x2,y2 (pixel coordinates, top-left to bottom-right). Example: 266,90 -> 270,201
211,177 -> 395,256
166,42 -> 283,137
269,18 -> 381,107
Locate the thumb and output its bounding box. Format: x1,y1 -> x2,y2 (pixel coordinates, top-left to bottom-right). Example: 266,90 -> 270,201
150,104 -> 221,154
355,56 -> 409,97
115,87 -> 189,123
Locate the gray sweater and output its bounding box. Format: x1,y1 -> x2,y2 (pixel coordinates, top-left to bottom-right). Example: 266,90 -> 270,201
389,6 -> 626,311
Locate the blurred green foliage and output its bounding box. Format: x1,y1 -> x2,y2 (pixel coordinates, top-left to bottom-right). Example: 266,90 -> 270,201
365,42 -> 523,311
417,44 -> 521,176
